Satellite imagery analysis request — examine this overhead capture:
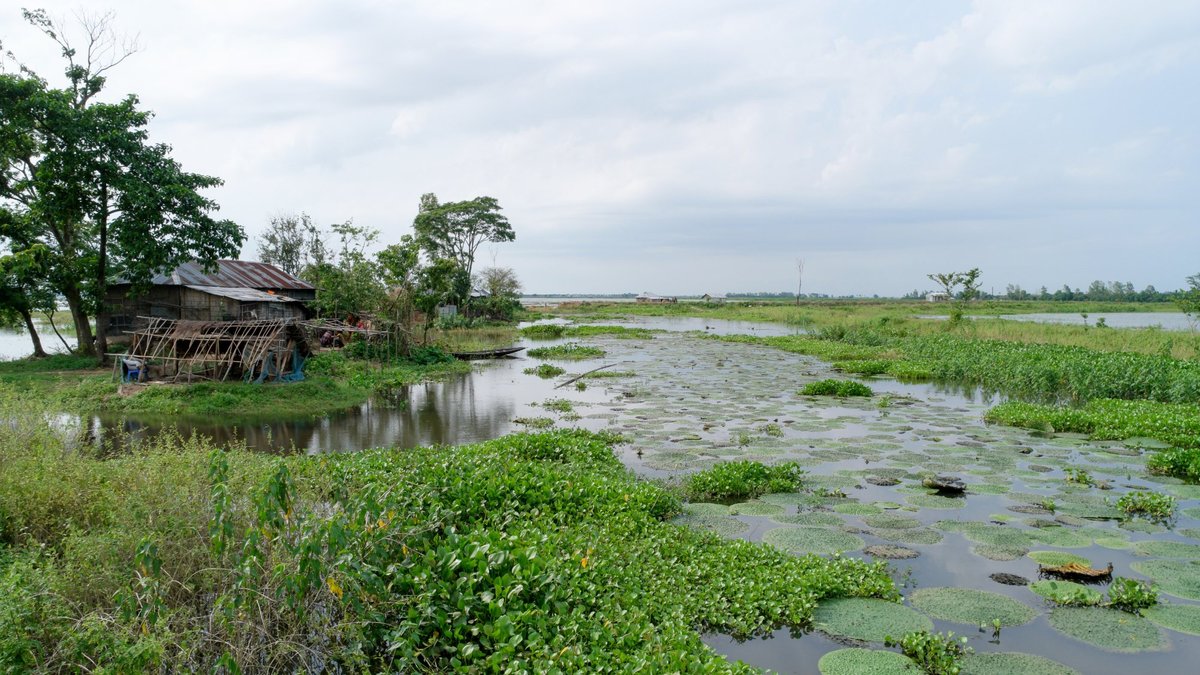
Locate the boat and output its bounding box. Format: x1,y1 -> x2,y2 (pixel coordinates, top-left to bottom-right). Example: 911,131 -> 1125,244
451,346 -> 526,360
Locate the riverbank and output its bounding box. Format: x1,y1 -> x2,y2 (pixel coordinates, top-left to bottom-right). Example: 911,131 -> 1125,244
0,425 -> 895,671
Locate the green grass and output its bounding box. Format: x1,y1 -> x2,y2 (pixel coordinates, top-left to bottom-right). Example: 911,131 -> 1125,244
800,379 -> 874,397
985,399 -> 1200,449
682,460 -> 805,501
526,343 -> 606,360
0,422 -> 896,672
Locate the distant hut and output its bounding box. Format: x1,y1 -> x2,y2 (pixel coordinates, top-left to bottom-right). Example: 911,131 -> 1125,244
701,293 -> 726,304
926,292 -> 951,302
106,261 -> 315,337
635,291 -> 678,304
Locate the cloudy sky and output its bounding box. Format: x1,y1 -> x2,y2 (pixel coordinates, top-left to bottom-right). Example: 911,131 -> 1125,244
3,1 -> 1198,295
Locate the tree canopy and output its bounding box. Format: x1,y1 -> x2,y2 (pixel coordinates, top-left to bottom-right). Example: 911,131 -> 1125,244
412,194 -> 514,292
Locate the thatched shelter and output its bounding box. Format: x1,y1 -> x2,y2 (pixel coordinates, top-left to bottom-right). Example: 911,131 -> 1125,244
118,317 -> 311,383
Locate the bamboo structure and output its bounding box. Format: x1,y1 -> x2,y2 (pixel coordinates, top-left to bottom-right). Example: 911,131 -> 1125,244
116,317 -> 311,383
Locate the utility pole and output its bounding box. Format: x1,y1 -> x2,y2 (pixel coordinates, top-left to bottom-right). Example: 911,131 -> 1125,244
796,258 -> 805,306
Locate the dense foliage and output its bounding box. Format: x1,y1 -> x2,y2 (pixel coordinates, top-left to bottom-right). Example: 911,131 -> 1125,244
0,423 -> 895,672
984,399 -> 1200,449
683,460 -> 806,501
883,630 -> 971,675
800,379 -> 874,397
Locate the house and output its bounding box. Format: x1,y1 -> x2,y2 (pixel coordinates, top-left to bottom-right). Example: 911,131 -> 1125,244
926,292 -> 951,302
635,292 -> 678,304
106,260 -> 315,335
701,293 -> 726,304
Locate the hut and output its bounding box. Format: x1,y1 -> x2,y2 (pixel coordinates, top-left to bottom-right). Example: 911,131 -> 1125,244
925,292 -> 951,302
635,292 -> 678,304
106,261 -> 314,336
119,317 -> 311,383
701,293 -> 726,304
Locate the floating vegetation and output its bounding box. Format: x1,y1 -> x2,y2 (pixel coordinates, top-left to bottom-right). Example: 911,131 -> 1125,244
1029,551 -> 1092,567
680,503 -> 730,516
513,416 -> 555,429
832,502 -> 882,516
863,514 -> 922,530
871,528 -> 944,545
762,526 -> 865,555
523,364 -> 566,378
812,598 -> 933,642
671,513 -> 749,538
1047,607 -> 1168,652
540,398 -> 575,413
1030,580 -> 1103,607
906,493 -> 967,509
989,573 -> 1029,586
683,460 -> 805,501
728,500 -> 784,516
960,651 -> 1080,675
800,379 -> 874,397
817,648 -> 916,675
909,587 -> 1037,627
771,512 -> 844,527
563,325 -> 656,340
1130,560 -> 1200,601
864,544 -> 920,559
525,342 -> 606,360
985,399 -> 1200,449
973,545 -> 1026,561
1143,603 -> 1200,636
1133,540 -> 1200,558
519,323 -> 566,339
1149,447 -> 1200,483
1117,491 -> 1177,522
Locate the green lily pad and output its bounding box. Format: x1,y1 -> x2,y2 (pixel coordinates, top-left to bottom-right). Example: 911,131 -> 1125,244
672,514 -> 748,538
1029,580 -> 1103,605
771,512 -> 843,527
907,493 -> 968,509
762,526 -> 865,555
812,598 -> 933,642
729,500 -> 785,516
1131,559 -> 1200,600
1143,603 -> 1200,636
1047,607 -> 1168,652
1029,551 -> 1092,567
681,503 -> 730,516
909,587 -> 1037,626
862,514 -> 922,530
832,502 -> 882,515
1133,540 -> 1200,559
818,648 -> 916,675
973,545 -> 1027,561
961,652 -> 1080,675
871,527 -> 944,545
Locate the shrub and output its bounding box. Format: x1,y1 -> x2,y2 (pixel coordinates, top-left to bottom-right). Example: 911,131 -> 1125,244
526,343 -> 606,360
1116,491 -> 1176,522
523,364 -> 566,379
1106,577 -> 1158,615
519,324 -> 565,340
1147,447 -> 1200,483
883,630 -> 971,675
683,461 -> 805,501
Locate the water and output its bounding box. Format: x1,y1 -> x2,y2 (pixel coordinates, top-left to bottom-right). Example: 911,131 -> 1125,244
0,324 -> 76,360
919,312 -> 1196,331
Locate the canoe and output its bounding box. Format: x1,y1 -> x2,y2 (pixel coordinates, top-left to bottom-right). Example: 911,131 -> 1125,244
452,346 -> 526,360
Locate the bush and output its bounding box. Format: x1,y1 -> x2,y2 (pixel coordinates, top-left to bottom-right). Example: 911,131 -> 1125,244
683,460 -> 805,501
1117,491 -> 1176,522
883,630 -> 971,675
519,324 -> 566,340
1147,447 -> 1200,483
801,379 -> 874,397
1106,577 -> 1158,615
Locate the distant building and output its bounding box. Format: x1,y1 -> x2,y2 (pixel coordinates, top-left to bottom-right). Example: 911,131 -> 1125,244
106,260 -> 315,335
635,292 -> 677,304
701,293 -> 726,304
926,292 -> 951,302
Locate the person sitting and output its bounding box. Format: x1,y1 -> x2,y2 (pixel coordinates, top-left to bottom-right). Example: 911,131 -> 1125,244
122,357 -> 145,383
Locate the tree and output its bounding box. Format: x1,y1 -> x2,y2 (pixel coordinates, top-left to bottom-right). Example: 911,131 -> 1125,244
473,266 -> 522,320
412,194 -> 514,300
927,271 -> 963,298
302,220 -> 384,318
257,212 -> 311,276
0,10 -> 243,360
1177,273 -> 1200,325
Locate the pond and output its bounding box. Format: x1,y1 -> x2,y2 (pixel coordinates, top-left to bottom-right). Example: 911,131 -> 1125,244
50,315 -> 1200,672
0,323 -> 76,360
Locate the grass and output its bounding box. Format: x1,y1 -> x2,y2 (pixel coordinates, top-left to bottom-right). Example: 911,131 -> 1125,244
984,399 -> 1200,449
526,343 -> 606,360
429,325 -> 518,353
800,379 -> 874,397
682,460 -> 805,501
0,420 -> 897,672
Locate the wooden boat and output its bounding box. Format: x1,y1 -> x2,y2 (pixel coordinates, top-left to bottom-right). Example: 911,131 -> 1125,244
452,346 -> 526,360
1038,562 -> 1113,583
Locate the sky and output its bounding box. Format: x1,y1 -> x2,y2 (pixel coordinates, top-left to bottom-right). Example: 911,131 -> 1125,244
2,1 -> 1198,296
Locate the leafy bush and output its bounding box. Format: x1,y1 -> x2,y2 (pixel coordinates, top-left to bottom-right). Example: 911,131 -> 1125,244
883,630 -> 971,675
523,364 -> 566,379
801,379 -> 874,397
985,399 -> 1200,449
1116,491 -> 1176,522
683,460 -> 805,501
1147,447 -> 1200,482
526,343 -> 606,360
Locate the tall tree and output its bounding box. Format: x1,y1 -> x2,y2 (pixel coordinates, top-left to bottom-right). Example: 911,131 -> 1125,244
412,194 -> 514,298
0,10 -> 243,359
257,212 -> 311,276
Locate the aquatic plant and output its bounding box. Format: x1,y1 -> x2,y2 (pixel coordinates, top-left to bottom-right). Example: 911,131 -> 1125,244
883,630 -> 972,675
909,588 -> 1037,627
959,651 -> 1080,675
762,526 -> 865,555
1143,603 -> 1200,636
1047,607 -> 1167,652
1106,577 -> 1158,614
1028,551 -> 1091,567
813,597 -> 932,642
525,342 -> 606,360
800,379 -> 874,397
985,399 -> 1200,449
1131,559 -> 1200,601
1116,491 -> 1176,522
1029,580 -> 1103,607
513,416 -> 555,429
522,364 -> 566,378
563,325 -> 656,340
539,397 -> 575,413
518,323 -> 565,339
682,460 -> 804,501
1147,447 -> 1200,483
1064,468 -> 1095,486
818,648 -> 916,675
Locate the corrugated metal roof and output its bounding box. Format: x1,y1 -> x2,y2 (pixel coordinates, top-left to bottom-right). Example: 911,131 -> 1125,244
131,261 -> 314,290
185,285 -> 302,303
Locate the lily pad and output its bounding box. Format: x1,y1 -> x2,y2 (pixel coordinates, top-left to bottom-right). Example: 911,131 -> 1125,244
1133,540 -> 1200,559
864,544 -> 920,559
871,527 -> 944,545
1047,607 -> 1168,652
909,587 -> 1037,626
832,502 -> 882,515
961,652 -> 1079,675
812,598 -> 933,642
672,514 -> 748,538
818,648 -> 916,675
1029,551 -> 1092,567
681,503 -> 730,516
973,545 -> 1027,561
1029,580 -> 1103,605
862,514 -> 921,530
771,512 -> 843,527
729,501 -> 784,516
906,493 -> 967,509
762,526 -> 865,555
1131,559 -> 1200,600
1143,603 -> 1200,636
